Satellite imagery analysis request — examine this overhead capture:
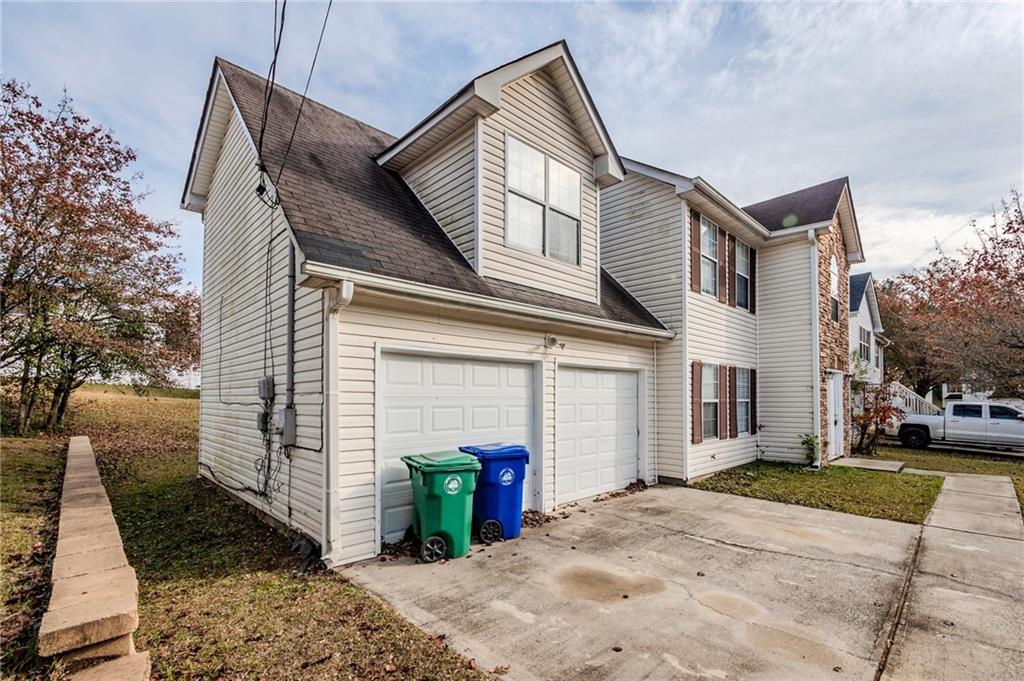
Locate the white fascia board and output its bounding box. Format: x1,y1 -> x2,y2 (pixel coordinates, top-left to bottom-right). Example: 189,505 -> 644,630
301,261 -> 675,340
690,178 -> 771,238
622,157 -> 694,194
180,69 -> 224,212
765,220 -> 833,240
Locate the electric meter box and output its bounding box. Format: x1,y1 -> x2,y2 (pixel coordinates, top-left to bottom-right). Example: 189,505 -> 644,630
274,407 -> 297,446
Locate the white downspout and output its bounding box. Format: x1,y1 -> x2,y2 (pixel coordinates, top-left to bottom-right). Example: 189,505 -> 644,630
808,230 -> 822,467
680,198 -> 691,482
322,280 -> 354,567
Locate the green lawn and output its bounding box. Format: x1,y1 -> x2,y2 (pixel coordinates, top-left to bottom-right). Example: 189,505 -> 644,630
875,445 -> 1024,512
690,460 -> 944,524
1,391 -> 486,680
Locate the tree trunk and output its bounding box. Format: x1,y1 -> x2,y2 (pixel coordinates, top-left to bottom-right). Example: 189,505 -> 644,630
42,387 -> 61,432
16,357 -> 32,435
54,383 -> 73,431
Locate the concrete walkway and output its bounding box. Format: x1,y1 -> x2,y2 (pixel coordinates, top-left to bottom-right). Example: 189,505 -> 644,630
831,457 -> 905,472
883,473 -> 1024,680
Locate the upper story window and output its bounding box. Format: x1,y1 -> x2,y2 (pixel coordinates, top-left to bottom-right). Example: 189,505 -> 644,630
700,217 -> 719,297
829,256 -> 840,322
736,241 -> 751,310
874,340 -> 882,368
859,327 -> 871,363
505,136 -> 580,266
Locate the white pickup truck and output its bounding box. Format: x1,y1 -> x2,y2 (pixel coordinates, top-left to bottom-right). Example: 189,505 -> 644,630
893,401 -> 1024,450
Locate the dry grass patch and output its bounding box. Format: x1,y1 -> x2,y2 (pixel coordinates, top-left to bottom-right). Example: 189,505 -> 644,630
691,460 -> 944,524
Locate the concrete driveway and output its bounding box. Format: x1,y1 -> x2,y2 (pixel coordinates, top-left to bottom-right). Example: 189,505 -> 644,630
347,486 -> 924,680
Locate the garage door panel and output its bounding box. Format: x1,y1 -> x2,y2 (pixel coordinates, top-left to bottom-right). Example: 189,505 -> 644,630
380,353 -> 536,543
556,367 -> 639,505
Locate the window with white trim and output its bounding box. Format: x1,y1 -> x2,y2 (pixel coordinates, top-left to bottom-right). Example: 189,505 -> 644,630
736,240 -> 751,310
736,368 -> 751,434
702,364 -> 719,439
700,217 -> 719,296
829,256 -> 840,322
505,136 -> 580,265
859,327 -> 871,363
874,341 -> 882,369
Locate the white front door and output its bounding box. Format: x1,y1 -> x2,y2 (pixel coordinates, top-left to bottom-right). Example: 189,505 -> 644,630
826,372 -> 844,460
555,367 -> 639,504
378,353 -> 535,543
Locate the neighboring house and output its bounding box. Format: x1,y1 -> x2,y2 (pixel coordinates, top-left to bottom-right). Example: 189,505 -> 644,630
848,272 -> 885,385
602,165 -> 864,472
182,40 -> 867,566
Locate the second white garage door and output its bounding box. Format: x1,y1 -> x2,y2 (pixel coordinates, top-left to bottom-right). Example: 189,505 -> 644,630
378,353 -> 535,543
556,366 -> 640,505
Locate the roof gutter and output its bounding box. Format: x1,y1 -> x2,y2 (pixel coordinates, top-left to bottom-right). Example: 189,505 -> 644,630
690,178 -> 771,239
300,261 -> 675,340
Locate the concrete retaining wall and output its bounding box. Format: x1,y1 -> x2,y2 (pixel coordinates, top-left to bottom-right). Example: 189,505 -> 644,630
38,436 -> 150,678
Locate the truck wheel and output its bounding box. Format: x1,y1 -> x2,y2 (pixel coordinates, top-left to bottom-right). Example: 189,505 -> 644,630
479,519 -> 502,544
900,427 -> 930,449
419,535 -> 447,563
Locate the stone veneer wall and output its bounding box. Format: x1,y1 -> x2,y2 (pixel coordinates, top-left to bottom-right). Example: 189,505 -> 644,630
817,216 -> 851,459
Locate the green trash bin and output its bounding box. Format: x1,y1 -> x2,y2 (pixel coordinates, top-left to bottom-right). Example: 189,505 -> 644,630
401,451 -> 481,562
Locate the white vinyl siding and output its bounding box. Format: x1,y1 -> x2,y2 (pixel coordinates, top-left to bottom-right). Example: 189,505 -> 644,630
849,299 -> 883,384
333,295 -> 656,565
686,209 -> 759,478
599,173 -> 685,480
480,68 -> 599,302
199,109 -> 325,541
757,239 -> 816,462
403,122 -> 477,266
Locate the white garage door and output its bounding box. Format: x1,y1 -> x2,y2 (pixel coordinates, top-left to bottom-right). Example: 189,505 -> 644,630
379,353 -> 535,543
556,367 -> 639,505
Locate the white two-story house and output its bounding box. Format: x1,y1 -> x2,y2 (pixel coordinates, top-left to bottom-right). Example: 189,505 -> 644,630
183,40 -> 868,566
848,273 -> 885,385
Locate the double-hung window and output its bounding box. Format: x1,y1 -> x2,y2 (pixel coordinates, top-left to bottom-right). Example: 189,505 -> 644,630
735,241 -> 751,310
859,328 -> 871,363
702,364 -> 719,439
700,217 -> 719,296
736,368 -> 751,434
874,341 -> 882,369
505,136 -> 581,266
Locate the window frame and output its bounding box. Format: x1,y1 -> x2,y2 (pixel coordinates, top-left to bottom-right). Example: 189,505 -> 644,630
858,327 -> 871,363
989,405 -> 1022,420
700,216 -> 719,298
701,362 -> 719,440
735,239 -> 751,310
503,134 -> 582,267
952,403 -> 984,419
736,367 -> 751,434
829,255 -> 840,322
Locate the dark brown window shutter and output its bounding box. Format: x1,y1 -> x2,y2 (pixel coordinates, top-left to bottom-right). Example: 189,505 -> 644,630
689,209 -> 701,293
749,249 -> 757,314
718,364 -> 729,440
691,361 -> 703,444
727,235 -> 737,308
750,369 -> 758,434
717,228 -> 728,304
728,365 -> 738,438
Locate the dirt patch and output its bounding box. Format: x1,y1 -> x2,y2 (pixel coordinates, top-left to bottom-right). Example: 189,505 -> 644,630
556,565 -> 665,602
522,510 -> 569,527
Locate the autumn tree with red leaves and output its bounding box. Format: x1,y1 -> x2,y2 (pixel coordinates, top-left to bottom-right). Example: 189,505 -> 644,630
1,79 -> 199,434
878,191 -> 1024,400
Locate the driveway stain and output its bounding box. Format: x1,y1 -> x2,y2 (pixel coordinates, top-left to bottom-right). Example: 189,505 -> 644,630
556,566 -> 665,602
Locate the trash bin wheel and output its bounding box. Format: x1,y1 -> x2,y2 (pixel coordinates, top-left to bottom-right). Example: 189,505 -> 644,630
420,535 -> 447,563
479,519 -> 502,544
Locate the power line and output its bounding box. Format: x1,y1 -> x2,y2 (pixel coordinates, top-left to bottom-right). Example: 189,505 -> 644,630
256,0 -> 287,169
276,0 -> 333,187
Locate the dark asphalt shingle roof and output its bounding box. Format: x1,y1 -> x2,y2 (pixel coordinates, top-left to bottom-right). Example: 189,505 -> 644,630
849,272 -> 871,311
212,58 -> 665,332
743,177 -> 849,232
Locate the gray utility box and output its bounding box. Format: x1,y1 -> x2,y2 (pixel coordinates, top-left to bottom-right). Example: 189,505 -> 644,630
274,407 -> 296,447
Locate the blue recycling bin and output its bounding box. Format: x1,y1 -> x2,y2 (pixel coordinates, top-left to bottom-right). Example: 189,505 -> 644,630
458,443 -> 529,542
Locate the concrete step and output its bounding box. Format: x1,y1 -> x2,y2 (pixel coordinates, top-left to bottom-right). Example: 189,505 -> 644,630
69,652 -> 150,681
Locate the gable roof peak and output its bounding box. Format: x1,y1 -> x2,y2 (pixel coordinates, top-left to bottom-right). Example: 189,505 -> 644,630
376,40 -> 623,186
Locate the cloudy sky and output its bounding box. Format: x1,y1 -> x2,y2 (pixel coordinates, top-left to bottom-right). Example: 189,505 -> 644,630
4,2 -> 1021,287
